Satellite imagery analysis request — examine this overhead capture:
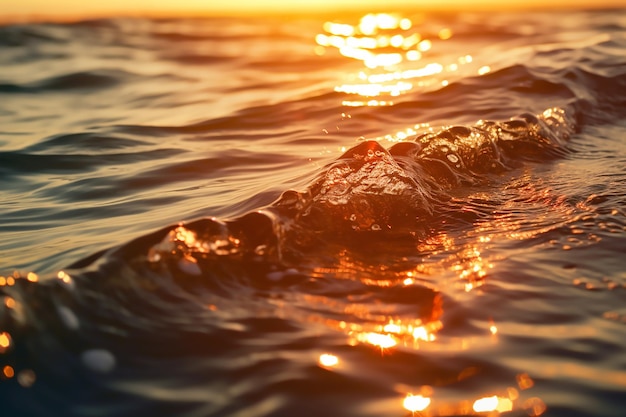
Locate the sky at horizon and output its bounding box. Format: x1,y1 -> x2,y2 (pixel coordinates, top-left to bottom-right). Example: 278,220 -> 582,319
3,0 -> 625,22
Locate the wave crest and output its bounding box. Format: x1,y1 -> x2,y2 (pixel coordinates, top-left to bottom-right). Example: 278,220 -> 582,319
3,107 -> 577,296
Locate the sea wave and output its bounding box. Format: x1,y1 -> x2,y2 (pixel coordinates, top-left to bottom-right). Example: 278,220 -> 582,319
2,103 -> 575,320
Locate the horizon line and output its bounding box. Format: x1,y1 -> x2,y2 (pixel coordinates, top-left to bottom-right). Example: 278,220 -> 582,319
2,3 -> 624,24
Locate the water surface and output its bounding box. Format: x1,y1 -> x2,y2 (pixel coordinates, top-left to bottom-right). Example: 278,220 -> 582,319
1,9 -> 625,417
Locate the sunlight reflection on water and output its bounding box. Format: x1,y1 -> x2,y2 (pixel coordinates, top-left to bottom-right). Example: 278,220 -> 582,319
1,6 -> 625,417
315,12 -> 488,108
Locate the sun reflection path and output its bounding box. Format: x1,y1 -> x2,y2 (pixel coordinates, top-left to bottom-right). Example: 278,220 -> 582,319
315,13 -> 484,107
318,233 -> 546,416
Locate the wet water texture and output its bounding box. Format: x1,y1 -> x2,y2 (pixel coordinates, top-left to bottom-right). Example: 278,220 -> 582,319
1,9 -> 626,417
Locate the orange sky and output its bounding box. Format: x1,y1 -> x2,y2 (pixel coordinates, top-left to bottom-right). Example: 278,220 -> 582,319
3,0 -> 625,21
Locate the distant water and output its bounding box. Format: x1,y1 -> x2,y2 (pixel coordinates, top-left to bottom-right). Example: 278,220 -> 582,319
1,9 -> 626,417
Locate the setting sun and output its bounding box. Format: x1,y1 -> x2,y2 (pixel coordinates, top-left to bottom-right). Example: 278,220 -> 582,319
3,0 -> 625,21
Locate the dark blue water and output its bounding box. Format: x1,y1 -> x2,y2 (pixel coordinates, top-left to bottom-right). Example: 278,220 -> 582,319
1,9 -> 626,417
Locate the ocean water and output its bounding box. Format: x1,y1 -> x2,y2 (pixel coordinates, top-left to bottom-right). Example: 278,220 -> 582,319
1,8 -> 626,417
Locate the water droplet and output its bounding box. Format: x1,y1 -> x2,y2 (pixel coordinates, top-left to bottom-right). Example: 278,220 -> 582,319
0,332 -> 11,353
57,271 -> 74,289
57,306 -> 79,330
447,154 -> 459,164
523,397 -> 546,416
349,214 -> 357,221
319,353 -> 339,367
81,349 -> 116,373
17,369 -> 36,387
3,365 -> 14,378
147,248 -> 161,263
178,256 -> 201,276
404,394 -> 431,412
371,224 -> 381,231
